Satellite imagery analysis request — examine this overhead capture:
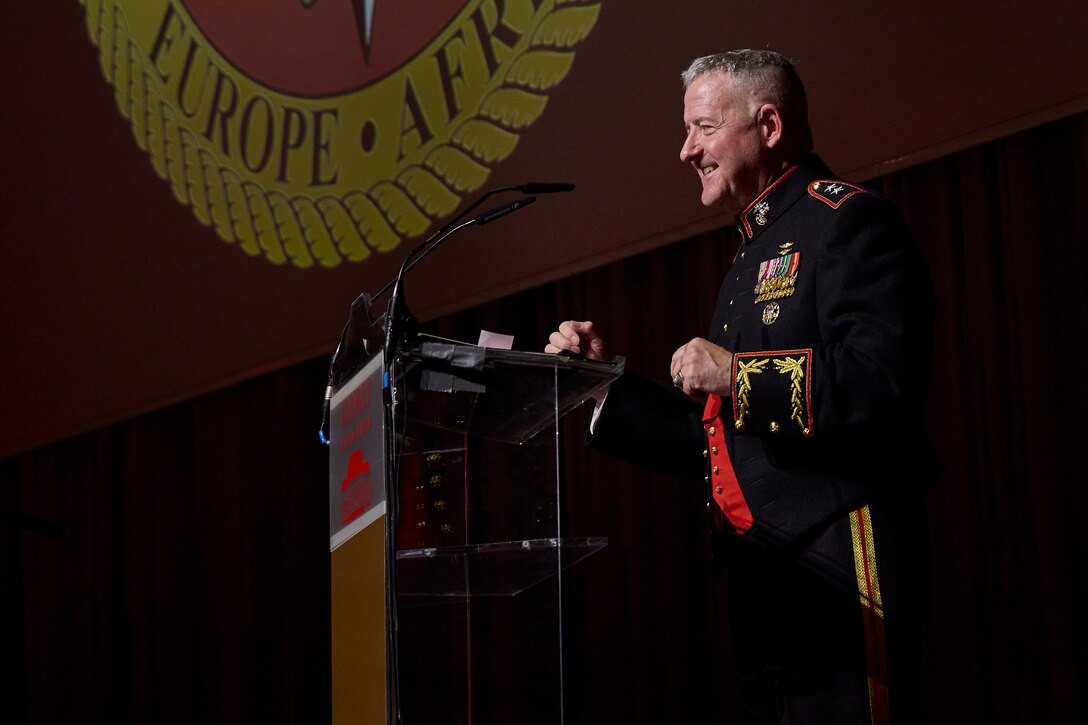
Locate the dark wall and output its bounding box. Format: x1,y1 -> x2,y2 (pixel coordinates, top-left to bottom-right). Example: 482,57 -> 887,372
3,112 -> 1087,724
1,360 -> 333,724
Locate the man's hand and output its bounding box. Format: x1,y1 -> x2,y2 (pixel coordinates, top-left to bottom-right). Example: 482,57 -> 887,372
545,320 -> 610,361
670,338 -> 733,399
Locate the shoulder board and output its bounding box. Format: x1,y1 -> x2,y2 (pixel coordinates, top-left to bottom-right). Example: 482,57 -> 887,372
807,180 -> 868,209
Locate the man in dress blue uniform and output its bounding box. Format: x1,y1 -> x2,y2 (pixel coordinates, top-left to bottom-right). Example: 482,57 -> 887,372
547,50 -> 934,724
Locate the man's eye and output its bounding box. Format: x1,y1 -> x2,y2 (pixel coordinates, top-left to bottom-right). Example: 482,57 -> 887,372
685,124 -> 717,138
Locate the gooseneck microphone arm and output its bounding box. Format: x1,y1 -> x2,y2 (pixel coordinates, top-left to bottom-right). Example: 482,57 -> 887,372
381,195 -> 538,384
317,182 -> 572,444
370,182 -> 571,304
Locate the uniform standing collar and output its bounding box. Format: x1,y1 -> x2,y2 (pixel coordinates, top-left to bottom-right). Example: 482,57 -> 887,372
737,154 -> 831,240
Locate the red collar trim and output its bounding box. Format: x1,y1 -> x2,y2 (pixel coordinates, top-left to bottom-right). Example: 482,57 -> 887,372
739,163 -> 800,239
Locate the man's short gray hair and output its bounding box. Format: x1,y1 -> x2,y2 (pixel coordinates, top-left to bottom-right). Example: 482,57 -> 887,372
682,49 -> 813,156
682,49 -> 796,88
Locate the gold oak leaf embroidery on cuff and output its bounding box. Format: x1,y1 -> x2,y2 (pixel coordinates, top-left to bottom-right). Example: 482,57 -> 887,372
772,355 -> 808,433
734,358 -> 770,432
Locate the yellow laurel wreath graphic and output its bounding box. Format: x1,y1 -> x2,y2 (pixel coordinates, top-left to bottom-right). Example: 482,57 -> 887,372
773,355 -> 808,431
79,0 -> 602,268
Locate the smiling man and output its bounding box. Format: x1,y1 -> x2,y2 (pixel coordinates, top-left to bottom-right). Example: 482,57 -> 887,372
547,50 -> 935,724
680,54 -> 811,214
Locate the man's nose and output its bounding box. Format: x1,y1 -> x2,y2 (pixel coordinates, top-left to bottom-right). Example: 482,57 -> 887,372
680,130 -> 699,162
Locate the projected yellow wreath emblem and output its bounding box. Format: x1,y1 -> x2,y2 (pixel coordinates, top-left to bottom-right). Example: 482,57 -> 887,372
79,0 -> 601,268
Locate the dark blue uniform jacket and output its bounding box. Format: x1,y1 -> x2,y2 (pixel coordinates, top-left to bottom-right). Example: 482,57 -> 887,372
590,154 -> 935,568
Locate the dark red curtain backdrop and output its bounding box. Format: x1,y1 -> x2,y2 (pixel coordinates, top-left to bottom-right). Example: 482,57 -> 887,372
3,113 -> 1086,723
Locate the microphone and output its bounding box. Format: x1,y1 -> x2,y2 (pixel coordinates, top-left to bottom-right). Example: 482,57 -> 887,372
474,195 -> 537,225
516,182 -> 575,194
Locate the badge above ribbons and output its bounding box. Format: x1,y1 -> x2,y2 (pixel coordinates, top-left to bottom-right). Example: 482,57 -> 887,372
80,0 -> 602,268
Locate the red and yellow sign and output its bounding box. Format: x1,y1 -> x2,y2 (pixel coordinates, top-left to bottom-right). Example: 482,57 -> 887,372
80,0 -> 601,268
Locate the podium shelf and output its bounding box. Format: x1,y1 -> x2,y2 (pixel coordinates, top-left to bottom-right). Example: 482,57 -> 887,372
396,537 -> 607,598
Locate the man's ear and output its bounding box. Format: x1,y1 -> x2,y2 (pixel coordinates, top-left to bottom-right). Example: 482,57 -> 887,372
756,104 -> 784,149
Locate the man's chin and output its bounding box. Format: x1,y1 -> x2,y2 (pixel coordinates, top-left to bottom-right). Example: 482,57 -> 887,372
703,195 -> 741,216
700,190 -> 735,213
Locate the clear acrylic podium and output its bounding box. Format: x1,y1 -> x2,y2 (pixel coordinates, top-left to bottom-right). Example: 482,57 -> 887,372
329,337 -> 623,724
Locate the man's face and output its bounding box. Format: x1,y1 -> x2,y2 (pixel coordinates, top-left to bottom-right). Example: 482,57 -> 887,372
680,72 -> 766,216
